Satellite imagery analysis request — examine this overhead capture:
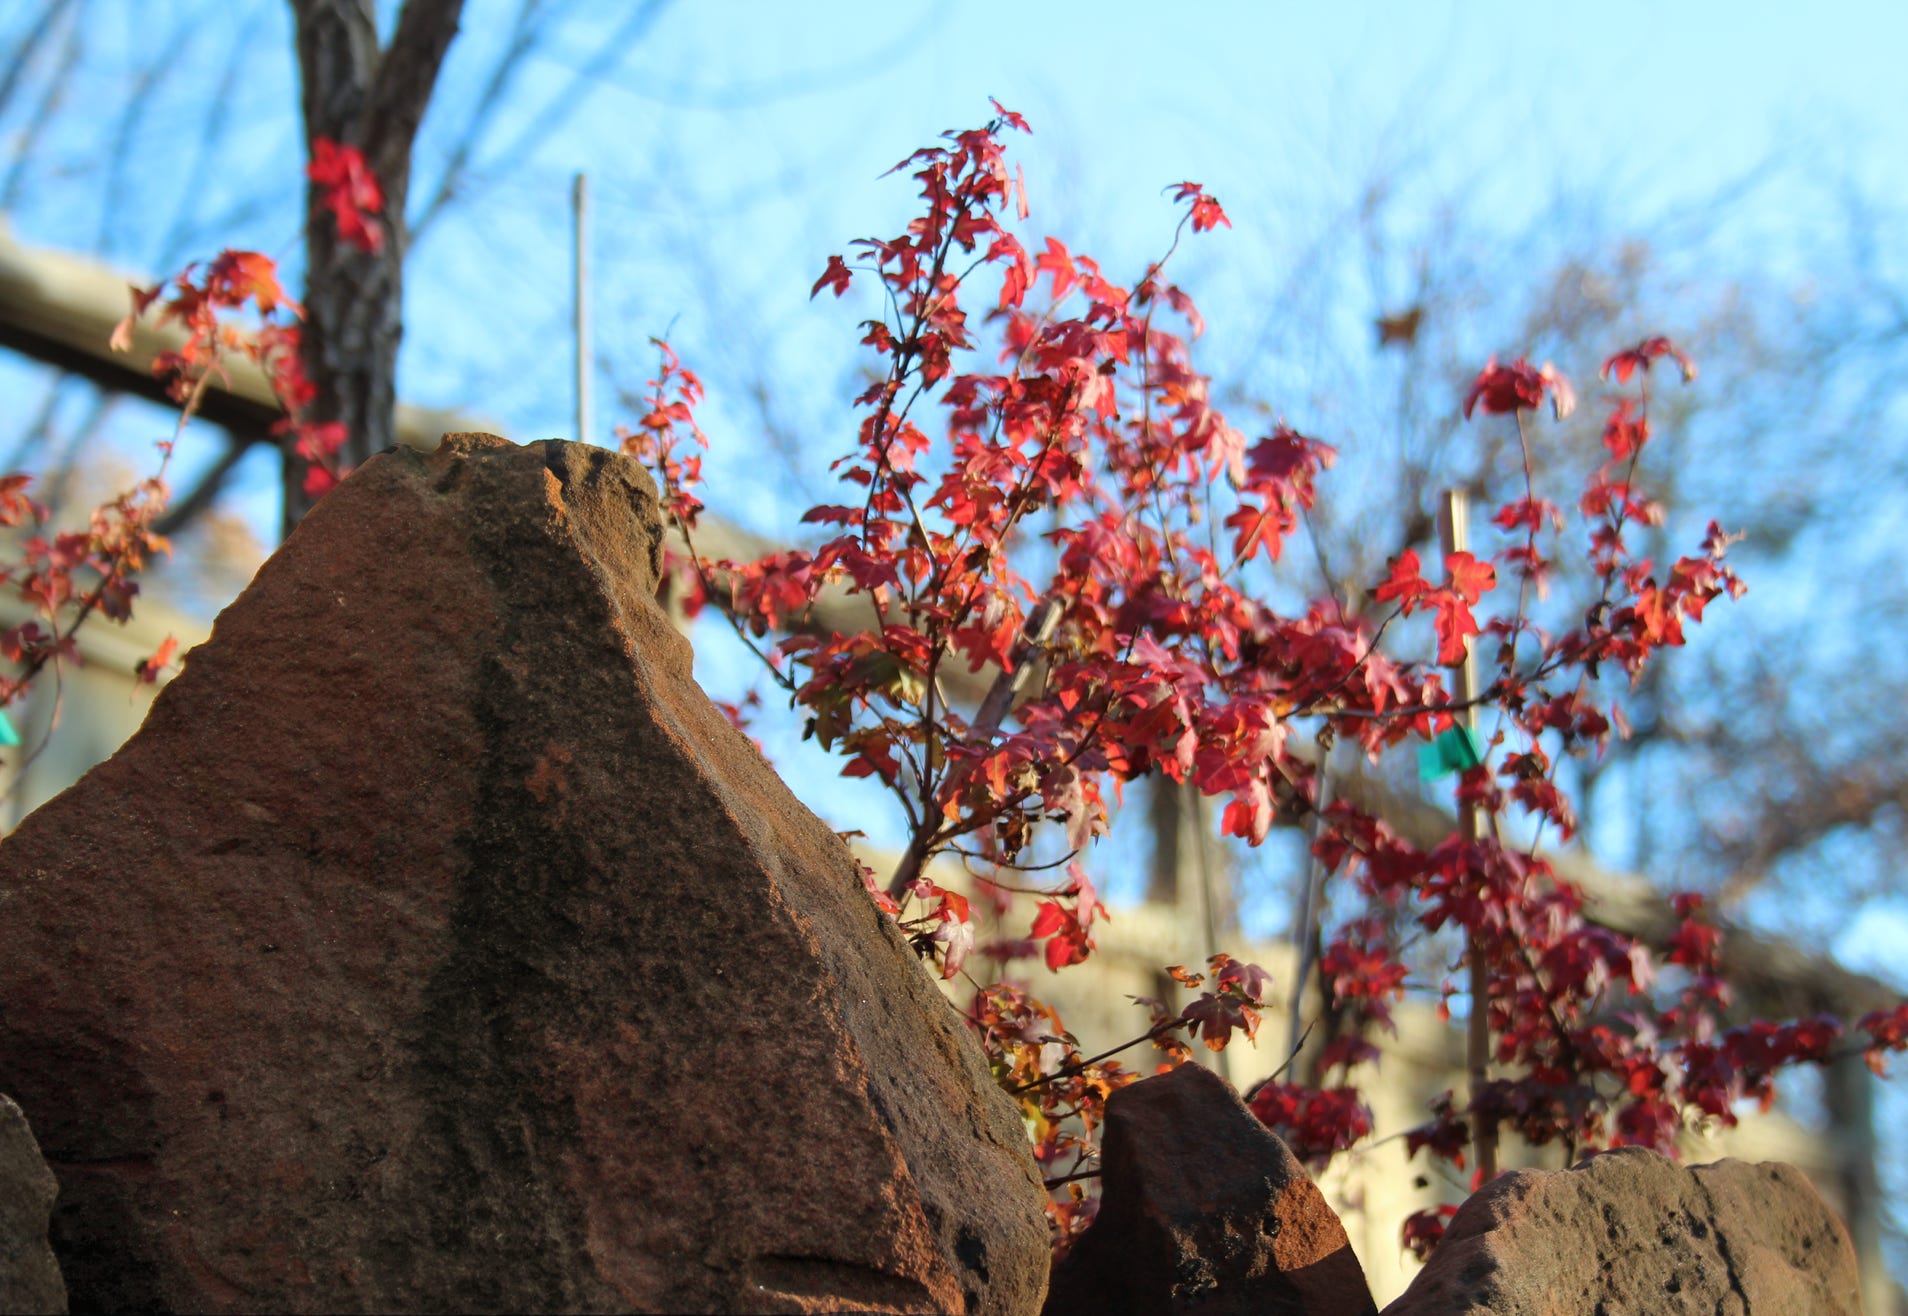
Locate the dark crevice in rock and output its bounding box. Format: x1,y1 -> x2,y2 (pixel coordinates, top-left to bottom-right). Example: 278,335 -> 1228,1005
1690,1168 -> 1752,1313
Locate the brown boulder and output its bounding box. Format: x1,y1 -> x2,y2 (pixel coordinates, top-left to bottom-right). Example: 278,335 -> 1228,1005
1043,1062 -> 1376,1316
0,1095 -> 65,1314
0,434 -> 1050,1314
1383,1145 -> 1863,1315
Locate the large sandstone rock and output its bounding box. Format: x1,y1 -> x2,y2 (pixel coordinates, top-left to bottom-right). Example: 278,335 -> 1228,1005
1384,1145 -> 1864,1315
1043,1063 -> 1375,1316
0,1095 -> 65,1314
0,434 -> 1050,1314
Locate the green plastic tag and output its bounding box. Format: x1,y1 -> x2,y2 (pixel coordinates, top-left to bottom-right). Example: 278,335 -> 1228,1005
1417,724 -> 1483,781
0,711 -> 18,748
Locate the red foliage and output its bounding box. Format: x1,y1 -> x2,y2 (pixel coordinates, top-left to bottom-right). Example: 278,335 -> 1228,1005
1170,182 -> 1231,233
1401,1204 -> 1461,1262
1602,336 -> 1697,385
109,136 -> 395,501
0,138 -> 394,754
617,107 -> 1899,1259
1463,356 -> 1574,421
1858,1004 -> 1908,1077
134,634 -> 179,684
1247,1081 -> 1373,1166
53,100 -> 1870,1271
307,137 -> 386,254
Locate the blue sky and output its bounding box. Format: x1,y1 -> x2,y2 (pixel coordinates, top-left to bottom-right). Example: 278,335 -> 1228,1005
374,0 -> 1908,428
348,1 -> 1907,588
7,0 -> 1904,918
5,0 -> 1903,918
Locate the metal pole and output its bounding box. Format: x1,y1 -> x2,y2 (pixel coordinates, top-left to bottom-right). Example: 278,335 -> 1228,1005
573,173 -> 591,447
1439,488 -> 1498,1182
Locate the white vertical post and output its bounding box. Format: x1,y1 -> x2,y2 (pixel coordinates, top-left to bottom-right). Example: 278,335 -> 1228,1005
573,173 -> 591,446
1184,782 -> 1231,1084
1288,751 -> 1332,1063
1439,487 -> 1498,1182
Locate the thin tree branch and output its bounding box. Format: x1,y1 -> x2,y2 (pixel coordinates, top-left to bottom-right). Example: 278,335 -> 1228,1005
362,0 -> 469,209
407,0 -> 549,240
152,435 -> 257,539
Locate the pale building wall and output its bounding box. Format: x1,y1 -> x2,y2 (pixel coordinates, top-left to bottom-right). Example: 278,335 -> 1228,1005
951,888 -> 1872,1308
0,596 -> 203,831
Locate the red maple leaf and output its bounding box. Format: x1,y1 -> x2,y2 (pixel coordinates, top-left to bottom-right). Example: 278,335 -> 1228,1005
988,98 -> 1031,134
1170,181 -> 1231,232
1492,496 -> 1561,534
1667,914 -> 1721,970
1035,237 -> 1076,301
1601,400 -> 1650,460
1462,356 -> 1575,420
134,634 -> 178,684
1372,549 -> 1431,606
811,254 -> 853,299
1464,357 -> 1544,417
1429,593 -> 1480,665
1633,587 -> 1684,647
1224,502 -> 1285,564
307,138 -> 386,253
1445,551 -> 1496,605
1602,336 -> 1696,385
205,250 -> 295,316
1401,1205 -> 1460,1261
109,282 -> 168,353
1220,777 -> 1274,844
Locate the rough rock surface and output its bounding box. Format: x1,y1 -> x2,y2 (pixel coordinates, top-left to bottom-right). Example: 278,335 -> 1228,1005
0,1095 -> 65,1314
1043,1062 -> 1376,1316
1383,1145 -> 1864,1315
0,434 -> 1050,1315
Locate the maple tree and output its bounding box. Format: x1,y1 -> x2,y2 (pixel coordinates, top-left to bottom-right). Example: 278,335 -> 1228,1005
622,106 -> 1908,1256
18,89 -> 1907,1268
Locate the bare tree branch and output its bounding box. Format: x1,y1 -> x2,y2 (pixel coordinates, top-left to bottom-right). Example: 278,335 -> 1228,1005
361,0 -> 467,208
0,0 -> 72,120
407,0 -> 552,240
96,20 -> 196,259
153,436 -> 258,540
156,10 -> 269,266
0,2 -> 83,211
412,0 -> 672,242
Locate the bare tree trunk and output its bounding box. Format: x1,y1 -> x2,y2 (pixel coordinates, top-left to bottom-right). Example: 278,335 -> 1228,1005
285,0 -> 464,536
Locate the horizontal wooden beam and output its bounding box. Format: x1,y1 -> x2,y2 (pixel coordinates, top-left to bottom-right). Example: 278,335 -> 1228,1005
0,224 -> 484,450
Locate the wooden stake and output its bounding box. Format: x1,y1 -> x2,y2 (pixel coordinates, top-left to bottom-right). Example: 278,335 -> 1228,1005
573,173 -> 591,447
1287,749 -> 1331,1069
1439,488 -> 1499,1183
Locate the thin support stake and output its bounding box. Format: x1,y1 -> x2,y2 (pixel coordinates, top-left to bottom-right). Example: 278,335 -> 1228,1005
1288,749 -> 1332,1063
573,173 -> 591,447
1440,487 -> 1499,1184
1185,781 -> 1229,1084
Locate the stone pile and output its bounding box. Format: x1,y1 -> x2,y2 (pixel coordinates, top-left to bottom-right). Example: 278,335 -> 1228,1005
1382,1144 -> 1865,1315
0,434 -> 1873,1315
0,1095 -> 64,1315
0,435 -> 1050,1314
1043,1063 -> 1377,1316
1039,1062 -> 1864,1315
